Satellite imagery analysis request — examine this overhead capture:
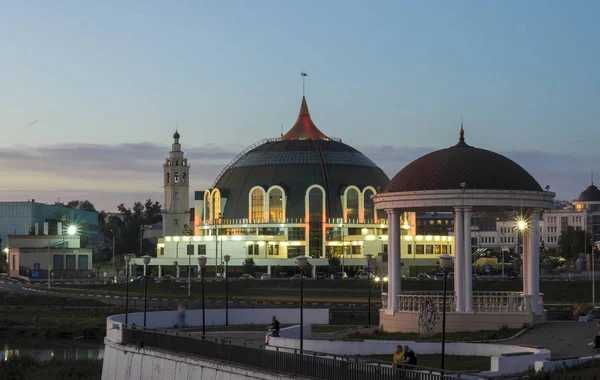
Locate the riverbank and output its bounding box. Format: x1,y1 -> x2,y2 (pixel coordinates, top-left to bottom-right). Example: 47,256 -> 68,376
0,356 -> 102,380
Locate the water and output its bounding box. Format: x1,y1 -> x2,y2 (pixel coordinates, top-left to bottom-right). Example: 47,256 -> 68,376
1,343 -> 104,362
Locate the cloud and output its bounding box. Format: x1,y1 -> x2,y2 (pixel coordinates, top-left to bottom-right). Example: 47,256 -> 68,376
0,142 -> 596,210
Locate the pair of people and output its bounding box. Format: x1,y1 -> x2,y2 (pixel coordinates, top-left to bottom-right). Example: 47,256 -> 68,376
392,345 -> 417,368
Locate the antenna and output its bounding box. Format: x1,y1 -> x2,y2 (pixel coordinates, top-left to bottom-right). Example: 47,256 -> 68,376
301,72 -> 308,96
592,171 -> 594,186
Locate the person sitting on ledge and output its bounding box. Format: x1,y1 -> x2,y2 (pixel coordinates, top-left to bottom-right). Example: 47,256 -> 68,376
392,345 -> 404,368
401,345 -> 418,367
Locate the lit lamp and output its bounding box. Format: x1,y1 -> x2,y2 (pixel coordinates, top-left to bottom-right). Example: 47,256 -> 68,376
439,254 -> 453,373
198,255 -> 208,336
295,255 -> 308,354
142,255 -> 151,327
124,254 -> 132,325
364,253 -> 373,325
223,254 -> 231,326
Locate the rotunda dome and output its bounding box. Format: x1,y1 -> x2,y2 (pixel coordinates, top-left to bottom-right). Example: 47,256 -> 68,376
386,127 -> 542,193
577,184 -> 600,202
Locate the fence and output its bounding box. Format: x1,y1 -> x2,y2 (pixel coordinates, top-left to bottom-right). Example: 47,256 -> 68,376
122,328 -> 458,380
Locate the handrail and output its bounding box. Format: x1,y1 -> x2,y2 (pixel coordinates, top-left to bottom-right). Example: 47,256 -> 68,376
210,138 -> 276,188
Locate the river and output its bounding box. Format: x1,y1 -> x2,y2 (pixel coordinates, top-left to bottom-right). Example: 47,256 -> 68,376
0,339 -> 104,362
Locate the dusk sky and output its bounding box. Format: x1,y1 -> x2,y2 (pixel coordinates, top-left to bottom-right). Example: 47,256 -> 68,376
1,1 -> 599,211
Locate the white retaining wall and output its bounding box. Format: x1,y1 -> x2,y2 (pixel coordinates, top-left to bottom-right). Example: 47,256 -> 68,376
101,338 -> 307,380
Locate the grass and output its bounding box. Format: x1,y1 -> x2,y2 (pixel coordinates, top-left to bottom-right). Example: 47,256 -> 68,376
0,356 -> 102,380
28,277 -> 600,305
526,359 -> 600,380
352,327 -> 522,342
362,354 -> 490,372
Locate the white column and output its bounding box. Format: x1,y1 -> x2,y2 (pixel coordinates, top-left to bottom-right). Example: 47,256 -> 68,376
528,211 -> 541,314
522,230 -> 529,295
454,207 -> 464,312
143,264 -> 147,276
158,265 -> 162,278
463,207 -> 473,312
386,209 -> 400,312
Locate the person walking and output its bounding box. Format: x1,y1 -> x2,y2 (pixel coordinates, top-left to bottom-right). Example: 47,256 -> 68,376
176,303 -> 186,328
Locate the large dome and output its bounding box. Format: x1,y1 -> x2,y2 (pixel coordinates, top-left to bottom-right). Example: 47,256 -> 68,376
577,184 -> 600,202
212,97 -> 389,219
386,128 -> 542,193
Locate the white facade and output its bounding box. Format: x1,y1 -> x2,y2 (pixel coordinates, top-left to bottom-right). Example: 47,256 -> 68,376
162,132 -> 190,237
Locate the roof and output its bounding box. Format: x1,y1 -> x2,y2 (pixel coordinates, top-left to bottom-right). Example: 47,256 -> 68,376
280,96 -> 330,141
386,127 -> 542,193
577,184 -> 600,202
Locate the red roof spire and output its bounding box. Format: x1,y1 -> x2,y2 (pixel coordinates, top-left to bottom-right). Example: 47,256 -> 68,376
280,96 -> 330,141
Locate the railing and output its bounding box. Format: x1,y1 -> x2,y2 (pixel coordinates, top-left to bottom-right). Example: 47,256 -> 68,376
121,328 -> 460,380
383,291 -> 544,313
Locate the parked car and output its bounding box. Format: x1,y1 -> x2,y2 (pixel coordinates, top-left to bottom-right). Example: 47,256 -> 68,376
506,271 -> 519,279
472,274 -> 478,281
131,275 -> 156,283
315,272 -> 325,280
354,269 -> 364,279
433,273 -> 446,281
416,273 -> 431,281
215,273 -> 224,280
260,274 -> 271,280
358,272 -> 374,280
291,274 -> 309,280
160,275 -> 176,283
239,274 -> 254,280
331,272 -> 348,280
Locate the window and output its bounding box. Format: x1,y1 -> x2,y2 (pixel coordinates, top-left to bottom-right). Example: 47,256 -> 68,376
78,255 -> 88,270
166,172 -> 170,184
174,172 -> 179,183
251,189 -> 264,223
363,189 -> 375,222
213,191 -> 221,220
248,244 -> 259,256
441,245 -> 448,254
174,219 -> 179,226
288,227 -> 306,240
175,191 -> 179,200
416,245 -> 424,254
287,246 -> 304,258
198,245 -> 206,255
269,188 -> 283,222
426,245 -> 433,254
183,173 -> 186,184
407,245 -> 412,255
346,188 -> 359,221
268,244 -> 279,255
33,263 -> 40,270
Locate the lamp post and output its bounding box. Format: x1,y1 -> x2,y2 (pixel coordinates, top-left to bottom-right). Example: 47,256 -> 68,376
65,225 -> 77,279
439,254 -> 453,372
198,255 -> 207,336
124,254 -> 132,325
187,237 -> 192,297
142,255 -> 151,327
296,255 -> 308,354
365,253 -> 373,325
594,241 -> 599,308
224,254 -> 230,326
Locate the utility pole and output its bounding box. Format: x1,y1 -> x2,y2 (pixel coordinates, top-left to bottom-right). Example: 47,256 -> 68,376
112,232 -> 116,278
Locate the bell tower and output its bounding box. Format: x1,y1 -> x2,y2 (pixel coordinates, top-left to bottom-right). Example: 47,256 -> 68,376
163,131 -> 190,236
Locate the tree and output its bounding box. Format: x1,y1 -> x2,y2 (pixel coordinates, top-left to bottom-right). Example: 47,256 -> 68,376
242,258 -> 255,275
113,199 -> 163,257
66,200 -> 97,212
558,227 -> 593,260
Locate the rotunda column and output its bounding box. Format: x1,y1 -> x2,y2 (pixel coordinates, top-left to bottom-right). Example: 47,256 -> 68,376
386,209 -> 401,312
454,207 -> 465,312
528,210 -> 541,314
522,230 -> 529,297
463,207 -> 473,312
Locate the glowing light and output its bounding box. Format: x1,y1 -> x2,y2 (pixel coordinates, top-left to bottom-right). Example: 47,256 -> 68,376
434,236 -> 441,241
448,236 -> 453,242
290,241 -> 302,246
374,276 -> 381,282
280,242 -> 288,246
517,220 -> 527,230
361,228 -> 368,235
165,236 -> 172,242
402,223 -> 410,230
232,236 -> 242,241
441,236 -> 447,241
383,276 -> 388,282
365,235 -> 376,240
67,225 -> 77,235
257,241 -> 265,246
404,236 -> 413,241
193,236 -> 201,241
328,242 -> 339,246
173,236 -> 180,242
425,235 -> 433,241
416,235 -> 423,241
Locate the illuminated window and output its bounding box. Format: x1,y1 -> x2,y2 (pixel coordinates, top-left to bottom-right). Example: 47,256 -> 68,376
346,188 -> 359,221
251,189 -> 264,223
213,191 -> 221,220
363,189 -> 375,222
269,189 -> 283,222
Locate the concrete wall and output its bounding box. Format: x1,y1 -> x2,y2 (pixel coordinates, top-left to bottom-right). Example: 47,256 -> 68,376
102,338 -> 307,380
267,335 -> 550,376
380,310 -> 533,333
534,354 -> 600,373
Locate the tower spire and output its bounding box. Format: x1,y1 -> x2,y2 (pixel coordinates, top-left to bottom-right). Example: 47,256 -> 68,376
459,117 -> 465,142
301,72 -> 308,96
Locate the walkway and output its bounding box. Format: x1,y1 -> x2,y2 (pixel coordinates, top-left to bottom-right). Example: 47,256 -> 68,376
500,320 -> 599,358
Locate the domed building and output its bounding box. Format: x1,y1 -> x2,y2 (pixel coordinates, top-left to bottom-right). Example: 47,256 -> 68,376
573,182 -> 600,242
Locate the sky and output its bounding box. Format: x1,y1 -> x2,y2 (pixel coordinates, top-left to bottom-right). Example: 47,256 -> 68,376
1,1 -> 599,211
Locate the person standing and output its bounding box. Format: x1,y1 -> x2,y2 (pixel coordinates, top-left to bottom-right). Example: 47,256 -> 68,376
176,303 -> 186,328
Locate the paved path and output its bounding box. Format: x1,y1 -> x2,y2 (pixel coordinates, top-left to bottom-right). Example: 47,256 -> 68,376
500,320 -> 600,358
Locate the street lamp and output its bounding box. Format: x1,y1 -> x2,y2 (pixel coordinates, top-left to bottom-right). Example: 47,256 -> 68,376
142,255 -> 151,327
186,237 -> 192,297
594,241 -> 600,308
439,254 -> 453,372
198,255 -> 207,336
224,254 -> 231,326
124,254 -> 132,325
296,255 -> 308,354
365,253 -> 373,325
63,225 -> 77,280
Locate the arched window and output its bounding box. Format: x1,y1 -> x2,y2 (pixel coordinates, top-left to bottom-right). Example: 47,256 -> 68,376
183,173 -> 186,184
166,172 -> 170,184
269,189 -> 283,222
205,191 -> 211,222
346,188 -> 359,221
213,191 -> 221,220
251,189 -> 264,223
174,172 -> 179,183
363,188 -> 375,222
308,187 -> 325,258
